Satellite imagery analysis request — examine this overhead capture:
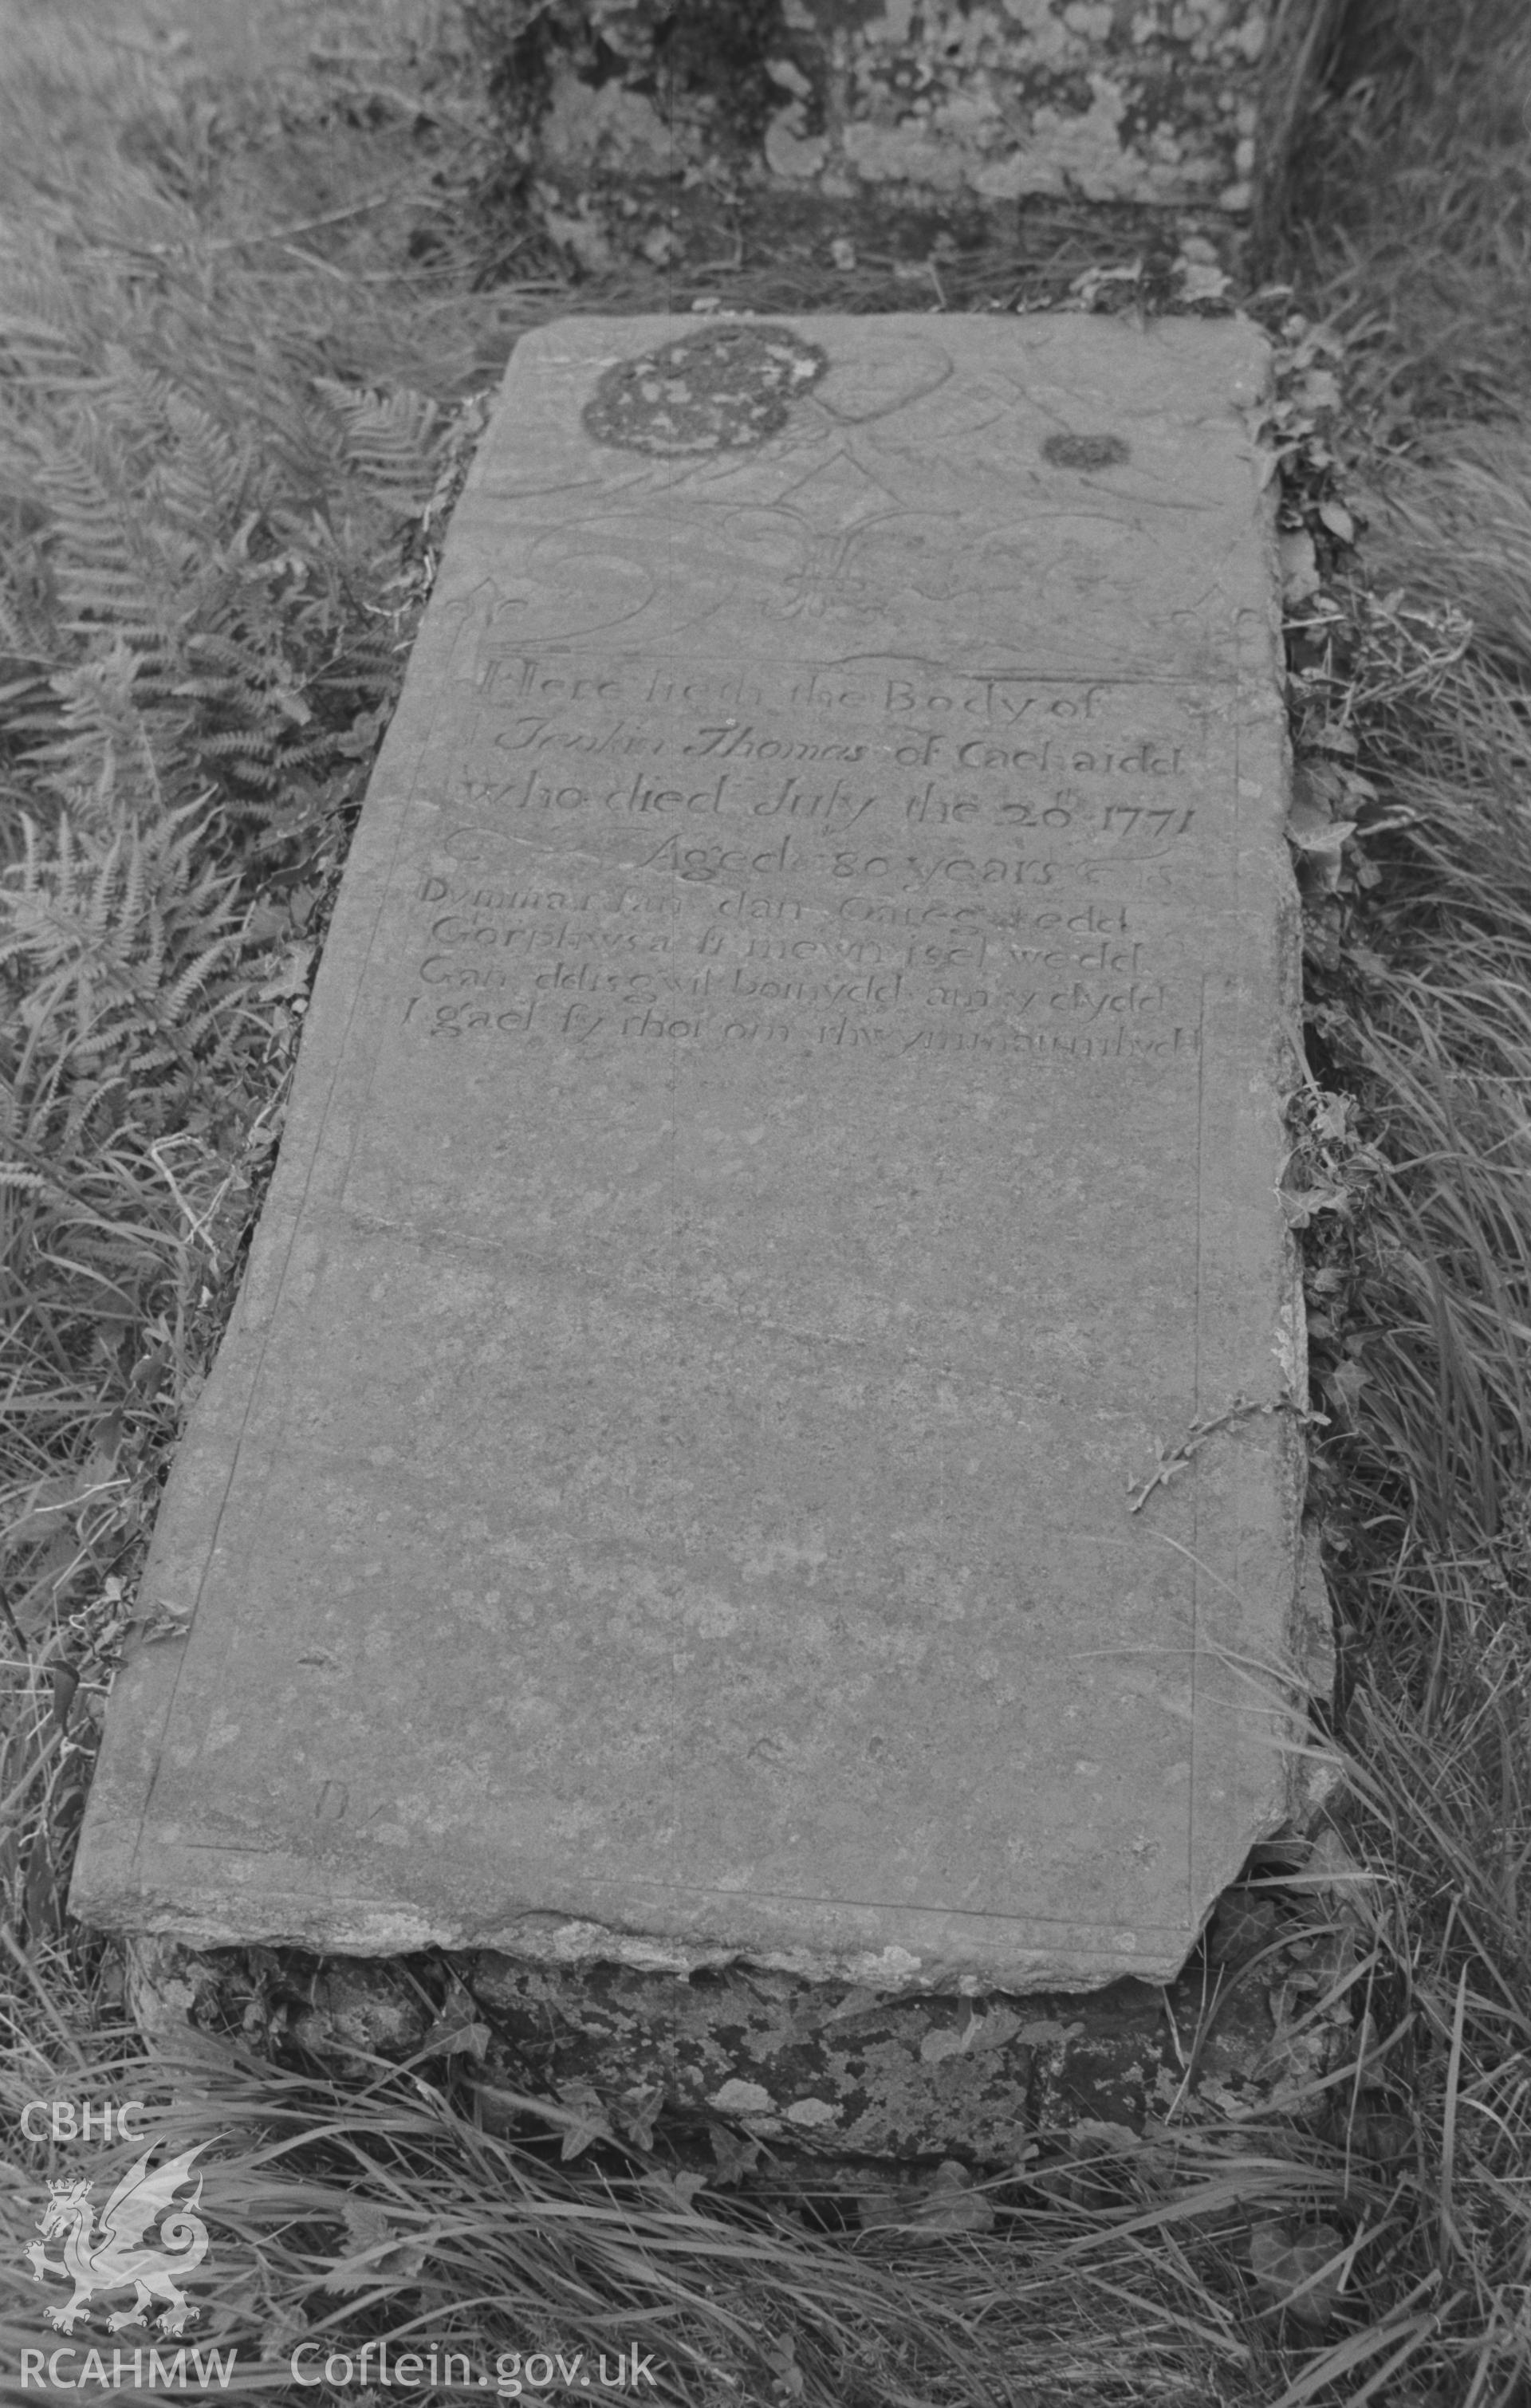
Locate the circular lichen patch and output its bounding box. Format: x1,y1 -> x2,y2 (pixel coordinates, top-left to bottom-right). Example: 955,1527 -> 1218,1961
1042,431 -> 1132,470
583,323 -> 829,457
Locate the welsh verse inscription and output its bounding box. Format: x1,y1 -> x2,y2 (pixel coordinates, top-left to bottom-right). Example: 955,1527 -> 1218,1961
396,656 -> 1217,1070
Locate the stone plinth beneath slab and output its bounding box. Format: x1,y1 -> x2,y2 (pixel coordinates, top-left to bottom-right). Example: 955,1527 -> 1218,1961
72,313 -> 1308,1991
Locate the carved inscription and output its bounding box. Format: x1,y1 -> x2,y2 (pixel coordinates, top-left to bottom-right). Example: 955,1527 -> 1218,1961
404,657 -> 1224,1064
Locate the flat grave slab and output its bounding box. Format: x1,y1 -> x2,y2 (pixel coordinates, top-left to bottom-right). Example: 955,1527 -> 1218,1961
72,313 -> 1311,1991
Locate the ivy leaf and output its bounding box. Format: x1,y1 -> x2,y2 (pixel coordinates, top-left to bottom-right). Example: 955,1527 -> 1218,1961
1281,1185 -> 1350,1229
762,2335 -> 805,2399
323,2201 -> 430,2294
857,2160 -> 995,2234
1323,1359 -> 1368,1422
554,2080 -> 613,2162
1279,529 -> 1320,604
1309,1091 -> 1356,1145
1249,2219 -> 1348,2327
257,941 -> 313,1001
708,2123 -> 762,2186
911,2162 -> 996,2233
615,2083 -> 664,2152
1177,258 -> 1231,303
419,2009 -> 490,2062
1285,800 -> 1356,856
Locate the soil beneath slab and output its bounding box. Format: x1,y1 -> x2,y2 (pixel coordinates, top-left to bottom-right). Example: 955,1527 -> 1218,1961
490,179 -> 1249,317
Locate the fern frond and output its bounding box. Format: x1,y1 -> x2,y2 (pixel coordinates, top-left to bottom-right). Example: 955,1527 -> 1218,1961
191,729 -> 283,760
163,936 -> 239,1020
313,376 -> 443,515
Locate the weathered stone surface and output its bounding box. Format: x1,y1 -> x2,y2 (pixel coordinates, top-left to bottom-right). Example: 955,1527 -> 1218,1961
473,0 -> 1275,266
762,0 -> 1269,213
462,1953 -> 1198,2158
470,1954 -> 1043,2158
72,312 -> 1309,1991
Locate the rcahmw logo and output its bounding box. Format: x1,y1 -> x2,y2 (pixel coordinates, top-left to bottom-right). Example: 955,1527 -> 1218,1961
18,2101 -> 228,2381
19,2345 -> 235,2392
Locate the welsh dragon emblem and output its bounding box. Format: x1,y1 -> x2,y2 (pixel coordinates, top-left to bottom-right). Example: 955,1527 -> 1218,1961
26,2144 -> 210,2335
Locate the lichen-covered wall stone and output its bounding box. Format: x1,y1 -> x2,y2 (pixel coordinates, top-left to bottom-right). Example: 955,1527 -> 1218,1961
779,0 -> 1268,211
468,0 -> 1275,268
467,1955 -> 1047,2158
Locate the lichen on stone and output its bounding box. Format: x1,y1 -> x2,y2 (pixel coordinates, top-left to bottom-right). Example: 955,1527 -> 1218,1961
470,0 -> 1277,260
828,0 -> 1269,207
582,323 -> 829,457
